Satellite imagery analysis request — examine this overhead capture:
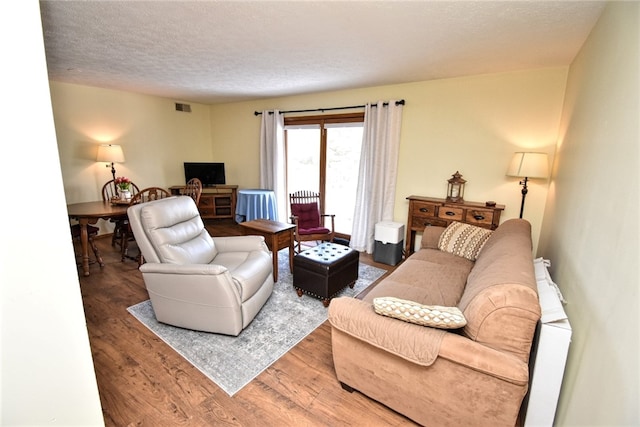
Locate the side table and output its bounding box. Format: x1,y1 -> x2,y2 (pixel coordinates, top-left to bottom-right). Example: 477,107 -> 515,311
239,219 -> 295,282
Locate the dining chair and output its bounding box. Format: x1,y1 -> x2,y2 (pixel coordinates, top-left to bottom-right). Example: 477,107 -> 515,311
289,190 -> 336,253
102,179 -> 140,247
70,223 -> 104,269
121,187 -> 172,264
184,177 -> 203,206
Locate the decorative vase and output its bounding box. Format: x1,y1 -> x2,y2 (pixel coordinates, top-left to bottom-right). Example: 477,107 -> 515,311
120,190 -> 131,200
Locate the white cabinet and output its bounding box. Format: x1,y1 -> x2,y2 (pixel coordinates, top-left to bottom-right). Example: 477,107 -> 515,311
522,258 -> 572,427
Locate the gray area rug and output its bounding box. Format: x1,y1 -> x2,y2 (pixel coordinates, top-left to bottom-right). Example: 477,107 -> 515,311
127,248 -> 386,396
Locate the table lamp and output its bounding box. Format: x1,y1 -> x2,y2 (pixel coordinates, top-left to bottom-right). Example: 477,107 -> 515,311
506,152 -> 549,218
97,144 -> 125,192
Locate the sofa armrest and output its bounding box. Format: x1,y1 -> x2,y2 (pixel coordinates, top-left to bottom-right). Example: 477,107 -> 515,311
439,331 -> 530,385
420,226 -> 446,249
328,297 -> 446,366
212,235 -> 268,253
140,262 -> 228,275
329,297 -> 529,385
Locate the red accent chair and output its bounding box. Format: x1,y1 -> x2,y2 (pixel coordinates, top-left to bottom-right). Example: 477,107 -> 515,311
289,190 -> 335,253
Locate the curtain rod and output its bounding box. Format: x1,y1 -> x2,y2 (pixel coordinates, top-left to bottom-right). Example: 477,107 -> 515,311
253,99 -> 405,116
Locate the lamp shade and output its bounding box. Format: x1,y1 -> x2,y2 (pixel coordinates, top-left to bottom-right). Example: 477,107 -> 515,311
506,152 -> 549,179
96,144 -> 125,163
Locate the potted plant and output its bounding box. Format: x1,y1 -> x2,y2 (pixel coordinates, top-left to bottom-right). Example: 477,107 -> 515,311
115,176 -> 132,200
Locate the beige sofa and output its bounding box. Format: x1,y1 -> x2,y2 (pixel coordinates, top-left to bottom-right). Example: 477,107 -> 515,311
328,219 -> 541,426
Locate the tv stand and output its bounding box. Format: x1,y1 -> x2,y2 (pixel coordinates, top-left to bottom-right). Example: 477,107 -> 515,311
169,185 -> 238,220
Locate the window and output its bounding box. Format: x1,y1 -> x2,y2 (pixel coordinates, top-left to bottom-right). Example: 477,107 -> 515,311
285,113 -> 364,238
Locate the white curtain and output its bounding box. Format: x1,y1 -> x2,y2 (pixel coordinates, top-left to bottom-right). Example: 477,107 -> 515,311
259,110 -> 287,222
350,101 -> 404,253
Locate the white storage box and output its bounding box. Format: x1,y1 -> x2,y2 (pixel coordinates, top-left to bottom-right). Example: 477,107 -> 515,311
374,221 -> 404,244
522,258 -> 572,427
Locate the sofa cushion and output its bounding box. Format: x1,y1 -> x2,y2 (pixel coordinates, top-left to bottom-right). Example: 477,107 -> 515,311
420,225 -> 447,249
438,221 -> 493,261
363,251 -> 472,307
373,297 -> 467,329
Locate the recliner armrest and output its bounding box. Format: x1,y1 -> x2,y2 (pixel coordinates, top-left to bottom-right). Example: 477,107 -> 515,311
140,262 -> 228,275
211,235 -> 269,253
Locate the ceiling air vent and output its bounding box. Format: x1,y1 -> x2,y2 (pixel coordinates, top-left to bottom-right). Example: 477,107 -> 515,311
175,102 -> 192,113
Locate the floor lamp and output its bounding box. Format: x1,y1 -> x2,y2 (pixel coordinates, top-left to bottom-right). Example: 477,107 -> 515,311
506,152 -> 549,219
96,144 -> 125,195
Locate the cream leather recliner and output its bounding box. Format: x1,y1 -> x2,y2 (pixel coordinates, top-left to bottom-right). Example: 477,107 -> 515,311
127,196 -> 274,336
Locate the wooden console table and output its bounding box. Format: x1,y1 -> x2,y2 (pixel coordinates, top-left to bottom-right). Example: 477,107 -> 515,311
170,185 -> 237,220
405,195 -> 505,255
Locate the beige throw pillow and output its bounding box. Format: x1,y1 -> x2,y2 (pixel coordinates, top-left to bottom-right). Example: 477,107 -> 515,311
373,297 -> 467,329
438,221 -> 493,261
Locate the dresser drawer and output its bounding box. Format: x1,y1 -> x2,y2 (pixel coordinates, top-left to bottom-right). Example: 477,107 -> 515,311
438,206 -> 464,221
411,201 -> 439,218
464,208 -> 495,228
411,216 -> 448,229
406,195 -> 505,256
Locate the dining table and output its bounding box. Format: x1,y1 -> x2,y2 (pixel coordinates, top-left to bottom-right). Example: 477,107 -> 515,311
67,200 -> 130,276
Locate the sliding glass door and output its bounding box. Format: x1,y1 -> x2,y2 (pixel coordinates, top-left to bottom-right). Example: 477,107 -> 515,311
285,113 -> 363,237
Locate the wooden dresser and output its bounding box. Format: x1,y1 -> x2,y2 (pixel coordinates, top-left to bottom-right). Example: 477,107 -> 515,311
405,195 -> 505,255
170,185 -> 238,220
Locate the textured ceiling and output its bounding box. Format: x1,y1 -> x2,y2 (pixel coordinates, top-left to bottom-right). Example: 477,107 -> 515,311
39,1 -> 605,105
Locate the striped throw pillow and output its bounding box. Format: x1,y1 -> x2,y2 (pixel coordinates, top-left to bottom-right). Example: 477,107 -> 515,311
438,221 -> 493,261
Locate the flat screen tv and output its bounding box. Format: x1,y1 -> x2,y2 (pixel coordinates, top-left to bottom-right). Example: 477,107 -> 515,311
184,162 -> 226,187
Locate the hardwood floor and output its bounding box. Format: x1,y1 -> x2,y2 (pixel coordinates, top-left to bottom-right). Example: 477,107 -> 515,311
77,220 -> 417,426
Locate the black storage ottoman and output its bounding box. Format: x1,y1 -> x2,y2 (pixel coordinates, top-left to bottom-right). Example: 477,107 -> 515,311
293,242 -> 359,307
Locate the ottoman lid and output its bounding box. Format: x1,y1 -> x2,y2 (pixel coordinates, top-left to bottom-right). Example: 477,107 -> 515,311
298,243 -> 355,266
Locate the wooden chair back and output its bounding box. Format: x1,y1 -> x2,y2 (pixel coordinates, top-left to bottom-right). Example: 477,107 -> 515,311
289,190 -> 323,216
289,190 -> 335,253
121,187 -> 171,265
184,178 -> 203,206
102,179 -> 140,201
129,187 -> 171,205
102,179 -> 140,247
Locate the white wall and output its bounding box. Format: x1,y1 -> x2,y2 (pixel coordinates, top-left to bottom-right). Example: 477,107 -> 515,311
51,69 -> 566,253
210,68 -> 568,253
51,82 -> 213,205
537,2 -> 639,425
0,2 -> 104,425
